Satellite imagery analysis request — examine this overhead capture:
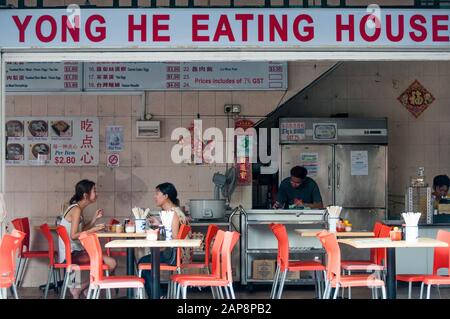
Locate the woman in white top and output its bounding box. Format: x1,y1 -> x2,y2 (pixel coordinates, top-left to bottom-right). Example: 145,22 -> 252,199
59,179 -> 117,298
138,182 -> 188,297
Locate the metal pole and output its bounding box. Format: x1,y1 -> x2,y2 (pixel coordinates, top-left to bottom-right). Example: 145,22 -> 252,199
151,247 -> 160,299
386,248 -> 396,299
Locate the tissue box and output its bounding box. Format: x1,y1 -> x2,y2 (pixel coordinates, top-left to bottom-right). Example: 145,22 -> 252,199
252,260 -> 275,280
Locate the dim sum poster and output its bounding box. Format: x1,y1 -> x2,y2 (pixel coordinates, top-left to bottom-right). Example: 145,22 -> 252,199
5,117 -> 99,166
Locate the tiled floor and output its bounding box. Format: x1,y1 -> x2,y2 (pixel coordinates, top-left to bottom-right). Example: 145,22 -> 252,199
9,283 -> 450,299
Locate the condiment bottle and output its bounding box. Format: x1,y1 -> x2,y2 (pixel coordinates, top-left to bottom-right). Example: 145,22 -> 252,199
158,225 -> 166,241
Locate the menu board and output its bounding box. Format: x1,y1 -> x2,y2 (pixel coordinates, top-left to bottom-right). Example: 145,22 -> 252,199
5,62 -> 82,92
6,117 -> 99,166
84,61 -> 287,91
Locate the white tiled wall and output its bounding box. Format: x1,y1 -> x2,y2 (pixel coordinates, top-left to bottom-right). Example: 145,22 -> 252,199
4,61 -> 334,286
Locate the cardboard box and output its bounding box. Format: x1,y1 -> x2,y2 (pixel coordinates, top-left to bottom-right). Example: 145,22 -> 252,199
285,271 -> 300,280
252,259 -> 275,280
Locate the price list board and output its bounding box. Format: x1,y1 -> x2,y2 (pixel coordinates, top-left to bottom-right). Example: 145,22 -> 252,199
83,62 -> 287,91
6,62 -> 81,92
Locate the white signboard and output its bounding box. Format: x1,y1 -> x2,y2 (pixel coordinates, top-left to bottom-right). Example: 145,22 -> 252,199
351,150 -> 369,176
84,62 -> 287,90
0,9 -> 449,49
106,126 -> 124,152
280,121 -> 305,142
6,117 -> 99,166
6,62 -> 81,92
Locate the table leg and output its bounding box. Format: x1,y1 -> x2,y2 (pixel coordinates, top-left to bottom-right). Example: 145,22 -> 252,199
151,247 -> 161,299
127,247 -> 135,299
386,247 -> 396,299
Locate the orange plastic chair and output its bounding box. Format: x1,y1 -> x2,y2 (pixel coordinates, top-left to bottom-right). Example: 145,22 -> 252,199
12,217 -> 48,287
269,223 -> 326,299
0,230 -> 25,299
180,224 -> 219,272
340,223 -> 391,298
317,230 -> 387,299
79,232 -> 145,299
399,230 -> 450,299
138,224 -> 191,274
105,218 -> 126,257
341,221 -> 384,271
138,224 -> 191,297
55,225 -> 110,299
169,229 -> 225,299
174,231 -> 240,299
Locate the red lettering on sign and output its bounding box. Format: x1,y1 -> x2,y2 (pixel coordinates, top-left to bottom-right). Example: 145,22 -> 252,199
12,15 -> 32,42
192,14 -> 209,42
269,14 -> 287,42
258,15 -> 264,41
386,15 -> 404,42
410,14 -> 427,42
360,14 -> 381,42
235,14 -> 253,41
86,15 -> 106,42
336,14 -> 355,42
36,15 -> 57,43
293,14 -> 314,42
128,14 -> 147,42
432,15 -> 450,42
62,15 -> 80,42
213,15 -> 235,42
153,14 -> 170,42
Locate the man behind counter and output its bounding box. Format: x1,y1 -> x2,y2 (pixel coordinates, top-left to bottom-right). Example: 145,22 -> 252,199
432,174 -> 450,202
273,166 -> 323,209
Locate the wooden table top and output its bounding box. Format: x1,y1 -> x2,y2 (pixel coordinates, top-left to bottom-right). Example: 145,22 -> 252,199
96,232 -> 147,238
105,239 -> 202,249
295,229 -> 375,237
338,237 -> 448,249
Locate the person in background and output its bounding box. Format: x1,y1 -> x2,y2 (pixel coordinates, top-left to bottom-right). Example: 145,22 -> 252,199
432,175 -> 450,202
273,166 -> 323,209
58,179 -> 117,299
138,182 -> 188,298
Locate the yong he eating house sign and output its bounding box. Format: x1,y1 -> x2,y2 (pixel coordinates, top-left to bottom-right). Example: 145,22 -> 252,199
0,8 -> 449,49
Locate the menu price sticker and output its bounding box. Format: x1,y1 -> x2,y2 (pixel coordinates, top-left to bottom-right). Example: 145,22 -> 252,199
6,117 -> 99,166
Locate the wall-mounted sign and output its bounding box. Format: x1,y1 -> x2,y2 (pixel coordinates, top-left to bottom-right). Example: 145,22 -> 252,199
84,62 -> 286,91
397,80 -> 435,118
5,62 -> 287,92
280,121 -> 305,142
313,123 -> 337,141
235,119 -> 255,186
1,9 -> 449,49
6,62 -> 81,92
6,117 -> 99,166
300,152 -> 319,177
106,125 -> 124,152
107,153 -> 120,168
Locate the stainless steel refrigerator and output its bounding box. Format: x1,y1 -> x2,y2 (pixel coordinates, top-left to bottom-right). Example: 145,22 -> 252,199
279,118 -> 388,258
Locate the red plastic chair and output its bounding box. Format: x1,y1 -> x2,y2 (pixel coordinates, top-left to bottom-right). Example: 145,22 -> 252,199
317,230 -> 387,299
399,230 -> 450,299
174,231 -> 240,299
340,223 -> 391,298
269,223 -> 326,299
55,225 -> 110,299
169,229 -> 225,299
12,217 -> 48,287
138,224 -> 191,297
79,232 -> 145,299
180,224 -> 219,273
0,230 -> 25,299
341,221 -> 384,271
105,218 -> 126,257
138,224 -> 191,274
